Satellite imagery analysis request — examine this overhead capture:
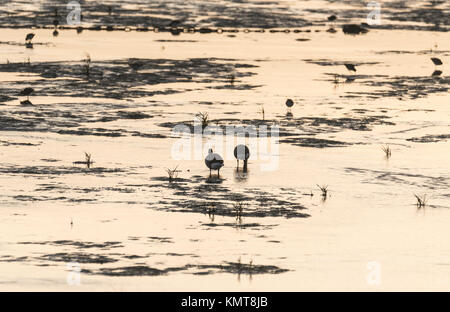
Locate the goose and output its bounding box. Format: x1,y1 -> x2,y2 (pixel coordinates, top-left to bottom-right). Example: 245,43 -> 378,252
234,145 -> 250,172
344,63 -> 357,72
327,15 -> 337,22
19,87 -> 34,101
25,33 -> 35,43
205,148 -> 224,178
128,59 -> 144,71
285,98 -> 294,108
431,57 -> 442,66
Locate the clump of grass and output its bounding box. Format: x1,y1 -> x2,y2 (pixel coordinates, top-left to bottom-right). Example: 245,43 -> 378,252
84,152 -> 93,168
83,53 -> 91,78
333,74 -> 339,85
233,201 -> 247,223
165,165 -> 180,183
259,105 -> 265,120
195,112 -> 209,129
317,184 -> 328,198
414,194 -> 428,208
381,145 -> 392,158
206,204 -> 216,222
230,73 -> 235,85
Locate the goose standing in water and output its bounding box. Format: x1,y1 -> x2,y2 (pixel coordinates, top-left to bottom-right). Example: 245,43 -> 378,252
234,144 -> 250,172
285,98 -> 294,114
431,57 -> 442,67
19,87 -> 34,101
128,59 -> 144,71
205,148 -> 224,178
25,33 -> 35,43
25,33 -> 35,48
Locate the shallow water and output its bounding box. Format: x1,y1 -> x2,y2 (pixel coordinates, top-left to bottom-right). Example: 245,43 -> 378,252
0,0 -> 449,291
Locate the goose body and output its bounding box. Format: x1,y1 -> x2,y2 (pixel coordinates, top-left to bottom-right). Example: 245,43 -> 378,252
19,87 -> 34,96
328,15 -> 337,22
234,145 -> 250,172
205,148 -> 224,177
25,33 -> 35,42
285,98 -> 294,108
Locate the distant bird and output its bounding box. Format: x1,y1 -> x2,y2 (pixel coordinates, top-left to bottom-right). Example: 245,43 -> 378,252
128,59 -> 144,71
169,20 -> 181,28
328,15 -> 337,22
19,87 -> 34,100
25,33 -> 35,43
431,57 -> 443,66
205,148 -> 224,178
234,145 -> 250,172
53,19 -> 59,28
53,29 -> 59,37
344,63 -> 357,72
285,98 -> 294,110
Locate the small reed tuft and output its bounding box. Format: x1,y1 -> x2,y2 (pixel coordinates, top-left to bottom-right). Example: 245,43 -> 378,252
165,165 -> 180,182
195,112 -> 209,129
317,184 -> 328,197
414,194 -> 427,208
381,145 -> 392,158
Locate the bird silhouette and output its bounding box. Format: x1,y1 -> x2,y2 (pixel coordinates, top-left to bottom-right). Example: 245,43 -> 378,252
25,33 -> 35,43
344,64 -> 357,72
19,87 -> 34,100
328,15 -> 337,22
128,59 -> 144,71
234,145 -> 250,172
432,70 -> 442,77
285,98 -> 294,111
205,148 -> 224,178
431,57 -> 443,66
169,20 -> 181,28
